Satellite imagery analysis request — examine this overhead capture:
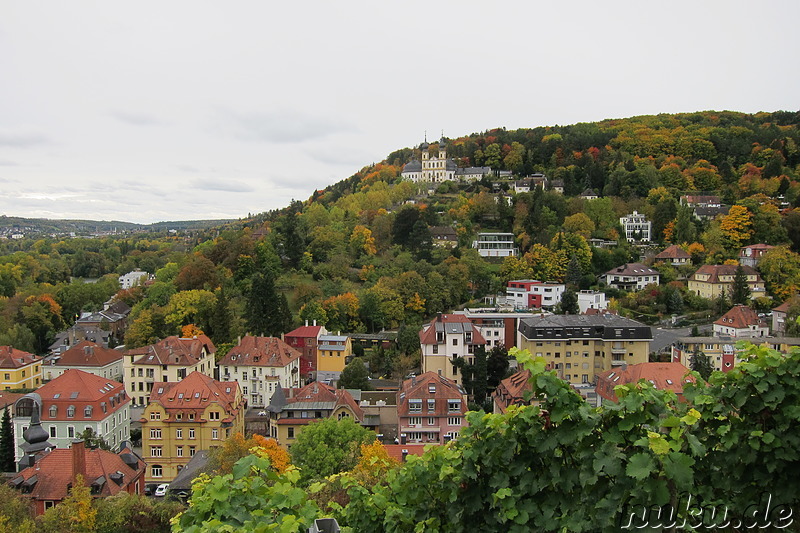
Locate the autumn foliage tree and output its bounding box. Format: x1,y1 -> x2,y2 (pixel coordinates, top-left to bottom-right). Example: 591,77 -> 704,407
207,433 -> 290,476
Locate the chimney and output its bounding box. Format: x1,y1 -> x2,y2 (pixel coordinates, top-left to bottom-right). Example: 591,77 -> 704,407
401,449 -> 408,462
313,320 -> 317,327
400,433 -> 407,445
305,320 -> 308,327
72,440 -> 86,482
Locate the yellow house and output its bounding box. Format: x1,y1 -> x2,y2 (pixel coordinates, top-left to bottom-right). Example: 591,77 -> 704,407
124,335 -> 217,407
0,346 -> 42,390
517,314 -> 652,384
140,371 -> 245,484
316,334 -> 353,373
687,264 -> 765,300
266,381 -> 363,449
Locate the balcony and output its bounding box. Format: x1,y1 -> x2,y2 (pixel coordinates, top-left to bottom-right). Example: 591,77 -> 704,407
611,359 -> 626,366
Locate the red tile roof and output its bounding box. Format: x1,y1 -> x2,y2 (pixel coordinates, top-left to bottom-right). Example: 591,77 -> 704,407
0,346 -> 41,369
655,245 -> 691,260
492,370 -> 532,413
284,325 -> 324,339
418,314 -> 486,346
596,363 -> 695,403
37,369 -> 129,421
690,264 -> 761,283
127,335 -> 215,366
384,444 -> 428,461
284,381 -> 364,421
219,336 -> 301,367
15,441 -> 144,503
55,341 -> 123,367
147,371 -> 242,421
397,372 -> 466,417
714,305 -> 766,329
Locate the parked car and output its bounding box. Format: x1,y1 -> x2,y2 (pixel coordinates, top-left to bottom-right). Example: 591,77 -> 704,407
154,483 -> 169,497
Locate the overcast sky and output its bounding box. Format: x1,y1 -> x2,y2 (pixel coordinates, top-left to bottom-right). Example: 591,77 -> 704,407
1,1 -> 798,224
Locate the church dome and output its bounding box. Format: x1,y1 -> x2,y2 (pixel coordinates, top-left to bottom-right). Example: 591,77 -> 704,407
419,141 -> 429,150
403,159 -> 422,172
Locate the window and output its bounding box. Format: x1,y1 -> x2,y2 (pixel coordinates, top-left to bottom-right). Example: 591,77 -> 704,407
150,428 -> 162,439
151,465 -> 162,478
427,399 -> 436,412
448,417 -> 461,426
67,405 -> 75,418
68,426 -> 75,438
176,428 -> 183,439
189,446 -> 196,457
49,426 -> 57,438
432,345 -> 438,354
337,411 -> 350,420
176,446 -> 183,457
189,428 -> 195,439
287,427 -> 295,439
212,428 -> 219,440
209,412 -> 220,421
44,500 -> 56,510
84,406 -> 93,417
49,405 -> 57,417
448,400 -> 461,413
150,411 -> 161,420
150,446 -> 162,457
3,374 -> 8,380
452,338 -> 458,346
427,417 -> 436,426
189,413 -> 195,421
409,417 -> 422,426
408,399 -> 422,413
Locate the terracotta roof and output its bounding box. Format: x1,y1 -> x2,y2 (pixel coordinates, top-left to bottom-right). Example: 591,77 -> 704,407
35,369 -> 129,420
148,371 -> 240,418
655,245 -> 691,260
384,444 -> 427,461
397,372 -> 466,417
284,325 -> 324,339
54,341 -> 123,367
681,195 -> 720,205
604,263 -> 659,277
418,314 -> 486,345
492,370 -> 532,414
740,243 -> 775,253
0,346 -> 41,369
283,381 -> 364,421
14,441 -> 144,502
0,391 -> 24,410
218,336 -> 301,367
689,264 -> 762,283
128,335 -> 215,366
773,298 -> 800,313
714,305 -> 766,329
596,362 -> 695,403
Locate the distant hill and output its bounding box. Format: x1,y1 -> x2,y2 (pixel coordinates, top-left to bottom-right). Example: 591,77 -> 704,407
0,214 -> 234,237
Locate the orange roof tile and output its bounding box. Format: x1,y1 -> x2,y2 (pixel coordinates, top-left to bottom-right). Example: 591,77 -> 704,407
690,264 -> 761,283
596,362 -> 695,403
397,372 -> 466,417
219,336 -> 301,367
284,381 -> 364,421
128,335 -> 215,366
713,305 -> 766,329
0,346 -> 41,369
55,341 -> 123,367
285,325 -> 324,339
418,314 -> 486,346
148,371 -> 240,415
655,245 -> 691,260
385,444 -> 428,461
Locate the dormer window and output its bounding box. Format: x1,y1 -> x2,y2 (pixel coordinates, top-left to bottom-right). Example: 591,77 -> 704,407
49,405 -> 57,417
84,406 -> 93,417
67,405 -> 75,418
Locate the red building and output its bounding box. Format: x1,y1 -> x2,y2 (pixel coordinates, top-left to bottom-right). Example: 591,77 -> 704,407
284,322 -> 327,377
396,372 -> 467,445
596,362 -> 696,403
12,440 -> 145,515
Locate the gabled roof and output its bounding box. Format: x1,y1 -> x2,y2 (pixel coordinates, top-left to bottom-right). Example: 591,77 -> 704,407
714,305 -> 766,329
127,335 -> 215,366
418,314 -> 486,345
689,264 -> 762,283
773,297 -> 800,314
384,444 -> 427,461
655,245 -> 691,260
740,243 -> 775,253
499,370 -> 532,399
579,188 -> 597,197
37,369 -> 126,407
218,336 -> 301,368
397,372 -> 466,416
285,325 -> 324,339
14,442 -> 144,502
54,341 -> 123,367
604,263 -> 659,277
148,371 -> 240,416
281,381 -> 364,421
0,346 -> 40,369
596,362 -> 695,402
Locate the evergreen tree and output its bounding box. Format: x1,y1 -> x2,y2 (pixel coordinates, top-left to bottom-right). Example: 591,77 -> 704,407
691,347 -> 713,381
672,204 -> 697,244
666,289 -> 684,315
472,346 -> 488,406
565,255 -> 582,288
276,293 -> 293,335
209,287 -> 233,344
486,345 -> 510,390
731,265 -> 751,305
246,271 -> 279,336
0,408 -> 15,471
558,288 -> 579,315
338,358 -> 371,391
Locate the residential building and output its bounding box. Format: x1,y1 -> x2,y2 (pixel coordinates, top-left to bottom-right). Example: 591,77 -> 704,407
454,307 -> 539,350
265,381 -> 363,448
317,334 -> 353,376
595,363 -> 696,404
578,290 -> 608,314
654,245 -> 692,266
357,391 -> 398,442
772,298 -> 799,335
669,337 -> 800,372
14,369 -> 131,458
140,371 -> 245,484
76,306 -> 129,339
739,244 -> 775,268
49,324 -> 114,354
419,314 -> 486,385
712,305 -> 769,338
429,226 -> 458,248
472,232 -> 518,258
119,269 -> 150,289
396,372 -> 467,445
0,346 -> 42,390
513,174 -> 547,193
620,211 -> 652,242
455,166 -> 493,181
550,179 -> 564,194
506,280 -> 565,309
124,335 -> 217,407
43,341 -> 123,382
12,439 -> 145,515
284,322 -> 328,378
603,263 -> 660,291
517,314 -> 652,384
680,194 -> 728,221
492,369 -> 532,414
687,265 -> 765,300
218,335 -> 301,408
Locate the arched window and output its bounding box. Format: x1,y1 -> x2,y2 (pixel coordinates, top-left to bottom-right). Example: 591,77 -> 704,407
49,405 -> 57,418
67,405 -> 75,418
84,406 -> 93,417
337,411 -> 350,421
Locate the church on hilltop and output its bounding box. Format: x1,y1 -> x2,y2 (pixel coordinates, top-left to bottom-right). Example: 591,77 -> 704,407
402,135 -> 494,183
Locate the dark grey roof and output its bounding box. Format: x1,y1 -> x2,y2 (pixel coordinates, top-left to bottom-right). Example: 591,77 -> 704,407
169,450 -> 211,491
519,314 -> 652,341
266,385 -> 288,413
402,160 -> 422,172
455,166 -> 492,175
445,159 -> 457,171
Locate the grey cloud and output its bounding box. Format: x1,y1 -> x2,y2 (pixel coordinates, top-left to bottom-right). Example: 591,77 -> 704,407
0,131 -> 49,148
0,160 -> 18,166
225,110 -> 354,144
109,111 -> 162,126
191,178 -> 255,193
